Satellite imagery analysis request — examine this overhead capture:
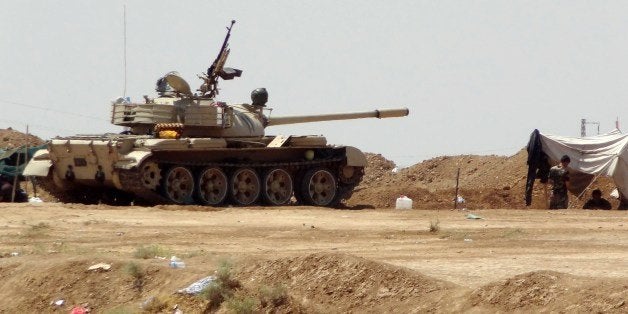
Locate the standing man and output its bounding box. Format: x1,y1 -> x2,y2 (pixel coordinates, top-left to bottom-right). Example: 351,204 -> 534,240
548,155 -> 570,209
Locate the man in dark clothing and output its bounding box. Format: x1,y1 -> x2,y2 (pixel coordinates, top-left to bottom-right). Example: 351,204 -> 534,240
548,155 -> 570,209
0,176 -> 13,202
0,176 -> 28,202
583,189 -> 612,210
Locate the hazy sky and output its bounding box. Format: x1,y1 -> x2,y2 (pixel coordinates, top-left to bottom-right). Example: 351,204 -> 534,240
2,1 -> 626,166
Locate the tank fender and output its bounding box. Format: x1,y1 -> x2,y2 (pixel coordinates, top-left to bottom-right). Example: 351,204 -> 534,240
23,149 -> 52,177
345,146 -> 367,167
114,151 -> 153,170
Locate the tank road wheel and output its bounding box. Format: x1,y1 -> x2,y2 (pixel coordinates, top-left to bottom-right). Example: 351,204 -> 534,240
262,168 -> 293,206
140,161 -> 162,190
163,166 -> 195,204
196,167 -> 229,206
229,168 -> 261,206
300,168 -> 338,207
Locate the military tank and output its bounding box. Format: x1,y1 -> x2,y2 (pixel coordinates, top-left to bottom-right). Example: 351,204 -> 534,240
24,21 -> 409,207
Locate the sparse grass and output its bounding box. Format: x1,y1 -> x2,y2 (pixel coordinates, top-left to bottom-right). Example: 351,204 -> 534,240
181,249 -> 206,258
438,230 -> 468,240
225,294 -> 258,314
201,281 -> 232,308
139,295 -> 168,312
103,306 -> 137,314
124,262 -> 143,278
259,284 -> 288,307
50,241 -> 71,253
124,262 -> 145,290
22,222 -> 51,238
133,244 -> 171,259
200,259 -> 241,310
31,243 -> 46,254
502,228 -> 525,238
429,219 -> 440,233
82,219 -> 108,226
31,222 -> 50,230
216,259 -> 239,289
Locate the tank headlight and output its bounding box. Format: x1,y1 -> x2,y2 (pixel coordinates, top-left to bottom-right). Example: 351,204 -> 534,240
304,150 -> 315,160
342,166 -> 355,179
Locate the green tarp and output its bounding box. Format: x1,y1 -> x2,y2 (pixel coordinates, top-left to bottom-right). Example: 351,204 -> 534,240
0,145 -> 46,179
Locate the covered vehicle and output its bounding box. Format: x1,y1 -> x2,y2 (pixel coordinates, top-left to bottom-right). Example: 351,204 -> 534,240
0,145 -> 44,202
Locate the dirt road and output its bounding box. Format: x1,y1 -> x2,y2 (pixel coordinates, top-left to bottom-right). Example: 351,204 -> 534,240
0,203 -> 626,312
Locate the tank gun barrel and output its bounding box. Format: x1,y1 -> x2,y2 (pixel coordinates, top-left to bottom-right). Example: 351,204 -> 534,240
267,108 -> 409,126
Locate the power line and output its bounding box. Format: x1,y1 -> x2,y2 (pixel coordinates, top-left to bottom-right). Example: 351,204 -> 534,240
0,118 -> 77,134
0,99 -> 103,121
388,146 -> 523,159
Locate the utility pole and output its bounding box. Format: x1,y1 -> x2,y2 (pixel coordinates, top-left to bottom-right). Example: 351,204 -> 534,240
580,118 -> 600,137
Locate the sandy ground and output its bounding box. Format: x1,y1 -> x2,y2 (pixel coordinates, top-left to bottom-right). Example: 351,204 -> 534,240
0,203 -> 626,312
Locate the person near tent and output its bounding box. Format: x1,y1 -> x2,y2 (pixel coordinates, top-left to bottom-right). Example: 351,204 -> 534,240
583,189 -> 612,210
0,175 -> 28,203
548,155 -> 570,209
0,175 -> 13,202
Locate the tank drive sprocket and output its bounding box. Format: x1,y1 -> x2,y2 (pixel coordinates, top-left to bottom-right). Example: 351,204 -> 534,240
139,161 -> 162,190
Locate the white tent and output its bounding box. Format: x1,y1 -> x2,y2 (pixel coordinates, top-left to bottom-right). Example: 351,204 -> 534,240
537,129 -> 628,199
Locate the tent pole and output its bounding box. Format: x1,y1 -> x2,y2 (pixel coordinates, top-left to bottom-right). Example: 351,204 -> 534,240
454,168 -> 460,209
11,149 -> 20,202
23,125 -> 29,196
569,159 -> 614,209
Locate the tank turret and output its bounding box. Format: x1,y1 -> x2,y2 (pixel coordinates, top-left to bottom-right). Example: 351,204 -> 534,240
111,90 -> 408,138
25,21 -> 410,208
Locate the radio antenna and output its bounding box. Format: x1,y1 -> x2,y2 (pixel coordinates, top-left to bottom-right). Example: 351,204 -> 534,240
123,5 -> 127,97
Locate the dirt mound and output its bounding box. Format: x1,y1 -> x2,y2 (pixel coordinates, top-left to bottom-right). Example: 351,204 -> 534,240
0,248 -> 625,312
0,256 -> 216,313
361,153 -> 397,186
350,151 -> 529,209
468,270 -> 628,312
0,128 -> 44,149
351,151 -> 622,209
236,252 -> 464,313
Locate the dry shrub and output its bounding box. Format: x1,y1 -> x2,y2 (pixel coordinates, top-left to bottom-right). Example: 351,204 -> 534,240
133,244 -> 171,259
429,219 -> 440,233
124,262 -> 145,290
23,222 -> 51,238
201,260 -> 241,310
225,294 -> 258,314
259,284 -> 288,307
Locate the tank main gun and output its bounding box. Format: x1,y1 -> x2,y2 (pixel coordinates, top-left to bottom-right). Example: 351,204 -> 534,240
266,108 -> 409,127
26,21 -> 413,208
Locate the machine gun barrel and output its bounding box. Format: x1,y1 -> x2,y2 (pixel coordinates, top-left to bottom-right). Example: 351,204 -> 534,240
267,108 -> 409,126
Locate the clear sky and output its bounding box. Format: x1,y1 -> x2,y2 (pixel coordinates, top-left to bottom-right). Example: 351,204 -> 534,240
1,1 -> 626,167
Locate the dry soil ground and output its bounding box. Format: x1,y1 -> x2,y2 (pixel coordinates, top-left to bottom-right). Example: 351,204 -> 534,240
0,203 -> 626,313
1,128 -> 627,312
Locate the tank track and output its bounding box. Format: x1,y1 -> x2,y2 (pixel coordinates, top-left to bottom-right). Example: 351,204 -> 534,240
36,174 -> 81,203
118,157 -> 363,207
37,171 -> 127,205
118,168 -> 171,205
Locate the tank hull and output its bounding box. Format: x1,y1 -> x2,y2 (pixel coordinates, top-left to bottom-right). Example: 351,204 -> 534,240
26,134 -> 366,207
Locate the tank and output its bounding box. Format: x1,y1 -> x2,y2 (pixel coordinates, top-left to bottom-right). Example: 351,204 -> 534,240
24,21 -> 409,207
